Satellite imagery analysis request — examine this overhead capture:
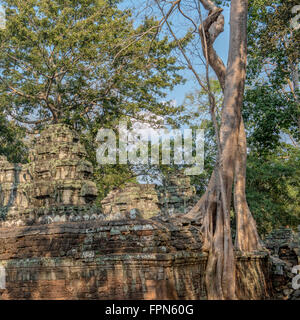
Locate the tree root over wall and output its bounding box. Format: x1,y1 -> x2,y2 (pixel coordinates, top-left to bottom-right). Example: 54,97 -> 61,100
235,253 -> 272,300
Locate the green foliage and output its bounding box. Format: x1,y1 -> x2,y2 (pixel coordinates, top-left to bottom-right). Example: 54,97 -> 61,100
248,0 -> 299,86
182,79 -> 222,124
0,0 -> 184,198
243,1 -> 300,234
246,146 -> 300,236
0,0 -> 183,127
244,85 -> 299,153
245,0 -> 300,154
0,114 -> 27,163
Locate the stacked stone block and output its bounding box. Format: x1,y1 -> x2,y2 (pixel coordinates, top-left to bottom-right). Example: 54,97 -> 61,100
160,174 -> 198,215
0,218 -> 271,300
101,183 -> 160,219
265,227 -> 300,300
101,174 -> 198,219
0,124 -> 98,226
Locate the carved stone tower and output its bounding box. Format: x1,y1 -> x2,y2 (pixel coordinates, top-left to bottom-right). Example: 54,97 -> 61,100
0,124 -> 98,225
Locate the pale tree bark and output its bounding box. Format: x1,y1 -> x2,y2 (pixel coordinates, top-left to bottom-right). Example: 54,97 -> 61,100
153,0 -> 263,299
234,118 -> 263,252
186,0 -> 262,298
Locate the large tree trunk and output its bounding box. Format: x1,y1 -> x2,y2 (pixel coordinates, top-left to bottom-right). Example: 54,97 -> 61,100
186,0 -> 262,299
234,118 -> 262,252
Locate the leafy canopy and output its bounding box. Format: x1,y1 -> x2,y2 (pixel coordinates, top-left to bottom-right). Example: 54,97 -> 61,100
0,0 -> 185,197
245,0 -> 300,154
0,0 -> 183,129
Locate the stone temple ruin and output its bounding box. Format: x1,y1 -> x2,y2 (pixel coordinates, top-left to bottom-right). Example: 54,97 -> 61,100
265,227 -> 300,300
0,123 -> 297,300
101,177 -> 198,220
0,124 -> 198,226
0,124 -> 98,226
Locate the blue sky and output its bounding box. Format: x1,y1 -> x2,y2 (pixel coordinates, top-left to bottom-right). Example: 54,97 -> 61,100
165,6 -> 230,106
118,1 -> 231,107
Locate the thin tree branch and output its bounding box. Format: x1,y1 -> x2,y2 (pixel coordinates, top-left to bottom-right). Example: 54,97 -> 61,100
154,0 -> 209,94
198,1 -> 226,90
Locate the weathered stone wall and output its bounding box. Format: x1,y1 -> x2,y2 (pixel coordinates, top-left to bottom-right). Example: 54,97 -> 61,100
0,218 -> 206,300
101,184 -> 161,219
0,124 -> 273,300
265,227 -> 300,300
101,174 -> 198,219
265,227 -> 300,263
0,124 -> 98,226
0,218 -> 271,300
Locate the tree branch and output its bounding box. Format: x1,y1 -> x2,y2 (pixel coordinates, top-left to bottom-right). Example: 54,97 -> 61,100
198,1 -> 226,91
5,109 -> 52,125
